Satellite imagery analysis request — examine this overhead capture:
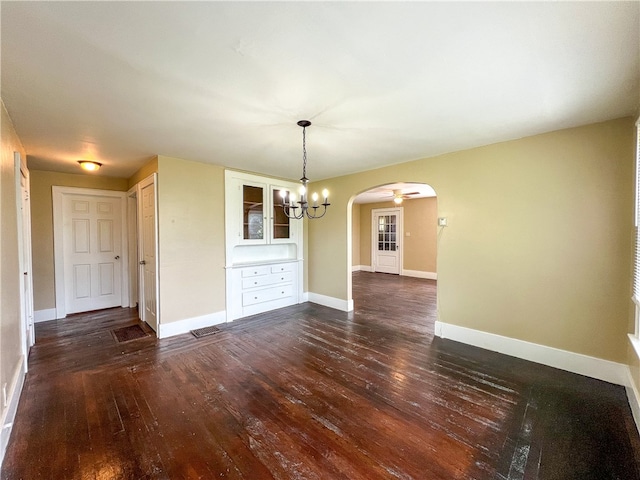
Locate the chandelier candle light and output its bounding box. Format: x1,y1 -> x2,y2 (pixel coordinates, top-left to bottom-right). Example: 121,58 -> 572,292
280,120 -> 330,219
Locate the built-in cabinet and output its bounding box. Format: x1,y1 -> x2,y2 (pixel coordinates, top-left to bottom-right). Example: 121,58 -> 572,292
225,171 -> 304,321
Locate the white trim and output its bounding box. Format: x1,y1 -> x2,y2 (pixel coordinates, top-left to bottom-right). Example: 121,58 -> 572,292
307,292 -> 354,312
434,321 -> 628,386
626,367 -> 640,435
352,265 -> 373,273
301,292 -> 309,303
34,308 -> 57,323
402,269 -> 437,280
157,310 -> 226,339
52,186 -> 129,318
1,356 -> 26,467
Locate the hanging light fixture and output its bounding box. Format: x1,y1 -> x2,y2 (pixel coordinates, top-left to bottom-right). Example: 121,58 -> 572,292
280,120 -> 330,219
78,160 -> 102,172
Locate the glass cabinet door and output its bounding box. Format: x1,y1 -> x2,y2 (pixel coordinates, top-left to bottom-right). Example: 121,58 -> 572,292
243,184 -> 264,240
272,188 -> 291,240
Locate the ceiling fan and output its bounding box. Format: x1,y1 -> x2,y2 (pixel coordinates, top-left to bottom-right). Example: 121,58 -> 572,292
386,189 -> 421,204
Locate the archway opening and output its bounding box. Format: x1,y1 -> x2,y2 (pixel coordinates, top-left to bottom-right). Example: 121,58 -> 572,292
348,182 -> 438,334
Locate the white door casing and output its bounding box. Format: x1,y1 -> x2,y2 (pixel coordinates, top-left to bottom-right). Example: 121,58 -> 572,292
127,187 -> 138,308
371,207 -> 403,275
53,187 -> 128,317
138,174 -> 159,331
15,153 -> 35,360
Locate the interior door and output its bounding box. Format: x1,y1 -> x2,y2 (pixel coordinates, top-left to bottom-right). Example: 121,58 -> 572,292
372,208 -> 402,274
16,154 -> 35,352
62,193 -> 123,314
139,178 -> 158,331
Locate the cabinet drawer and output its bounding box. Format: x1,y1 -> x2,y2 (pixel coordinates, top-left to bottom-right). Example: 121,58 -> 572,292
242,272 -> 292,289
271,264 -> 293,274
242,284 -> 293,306
241,266 -> 270,278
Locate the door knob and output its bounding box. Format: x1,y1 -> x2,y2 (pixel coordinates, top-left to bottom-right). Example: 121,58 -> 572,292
139,260 -> 146,265
115,256 -> 120,260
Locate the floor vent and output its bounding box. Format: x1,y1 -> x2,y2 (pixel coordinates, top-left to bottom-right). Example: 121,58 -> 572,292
112,324 -> 149,343
191,326 -> 221,338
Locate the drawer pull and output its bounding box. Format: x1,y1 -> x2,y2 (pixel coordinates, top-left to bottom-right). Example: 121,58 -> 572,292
254,281 -> 258,285
254,296 -> 258,300
281,277 -> 284,280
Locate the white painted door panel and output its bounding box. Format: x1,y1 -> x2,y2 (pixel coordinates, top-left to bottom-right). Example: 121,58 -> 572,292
140,181 -> 158,331
63,194 -> 123,313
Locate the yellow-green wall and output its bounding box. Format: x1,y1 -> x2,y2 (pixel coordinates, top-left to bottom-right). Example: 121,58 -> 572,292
29,171 -> 128,311
1,100 -> 26,426
128,157 -> 158,189
156,155 -> 226,324
310,117 -> 635,363
356,197 -> 438,273
351,204 -> 361,266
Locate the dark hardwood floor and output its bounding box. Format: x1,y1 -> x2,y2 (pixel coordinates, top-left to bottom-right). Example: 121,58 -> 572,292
3,272 -> 640,479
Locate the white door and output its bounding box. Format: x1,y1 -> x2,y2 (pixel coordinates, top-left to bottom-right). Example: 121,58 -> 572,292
53,187 -> 127,316
372,208 -> 403,274
16,154 -> 35,353
139,177 -> 158,331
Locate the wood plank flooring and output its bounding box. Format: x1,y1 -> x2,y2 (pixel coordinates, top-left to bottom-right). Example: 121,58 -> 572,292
3,272 -> 640,479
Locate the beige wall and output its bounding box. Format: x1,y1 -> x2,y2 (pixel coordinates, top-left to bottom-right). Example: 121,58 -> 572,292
404,197 -> 437,272
356,197 -> 437,273
156,155 -> 226,324
351,203 -> 361,266
1,100 -> 26,428
128,156 -> 158,189
29,171 -> 128,311
310,117 -> 635,363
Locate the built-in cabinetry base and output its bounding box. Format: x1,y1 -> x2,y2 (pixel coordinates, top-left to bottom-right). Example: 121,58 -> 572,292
226,260 -> 301,320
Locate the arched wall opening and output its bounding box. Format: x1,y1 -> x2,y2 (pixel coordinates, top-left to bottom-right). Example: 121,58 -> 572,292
347,182 -> 439,317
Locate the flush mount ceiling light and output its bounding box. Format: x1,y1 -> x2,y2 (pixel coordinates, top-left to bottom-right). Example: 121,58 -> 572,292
280,120 -> 330,219
78,160 -> 102,172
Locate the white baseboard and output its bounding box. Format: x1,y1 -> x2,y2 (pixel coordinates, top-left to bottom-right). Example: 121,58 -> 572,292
301,292 -> 309,302
34,308 -> 57,323
307,292 -> 354,312
1,355 -> 26,467
352,265 -> 373,273
402,269 -> 437,280
626,368 -> 640,435
434,321 -> 628,386
158,310 -> 227,339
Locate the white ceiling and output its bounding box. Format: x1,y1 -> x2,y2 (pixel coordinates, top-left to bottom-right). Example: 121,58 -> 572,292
354,183 -> 436,204
1,2 -> 638,181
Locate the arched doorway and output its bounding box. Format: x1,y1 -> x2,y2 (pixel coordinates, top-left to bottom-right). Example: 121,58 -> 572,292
348,182 -> 438,331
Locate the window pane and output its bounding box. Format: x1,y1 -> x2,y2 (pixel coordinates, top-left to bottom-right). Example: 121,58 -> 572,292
243,185 -> 263,240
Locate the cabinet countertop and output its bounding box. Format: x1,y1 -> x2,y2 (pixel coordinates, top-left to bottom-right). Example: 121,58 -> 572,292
226,258 -> 302,269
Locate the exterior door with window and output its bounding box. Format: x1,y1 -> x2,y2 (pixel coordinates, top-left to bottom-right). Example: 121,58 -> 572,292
372,208 -> 403,274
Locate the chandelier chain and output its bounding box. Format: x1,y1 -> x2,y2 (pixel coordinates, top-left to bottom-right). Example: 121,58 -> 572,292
302,125 -> 307,179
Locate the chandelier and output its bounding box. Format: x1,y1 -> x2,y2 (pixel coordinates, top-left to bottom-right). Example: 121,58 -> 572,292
280,120 -> 330,219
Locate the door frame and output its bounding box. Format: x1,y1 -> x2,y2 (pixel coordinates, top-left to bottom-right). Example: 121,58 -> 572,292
52,186 -> 129,319
127,186 -> 139,309
15,153 -> 34,363
371,207 -> 404,275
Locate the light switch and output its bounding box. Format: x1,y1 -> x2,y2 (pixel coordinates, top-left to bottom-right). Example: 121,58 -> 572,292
405,232 -> 411,237
438,217 -> 448,227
